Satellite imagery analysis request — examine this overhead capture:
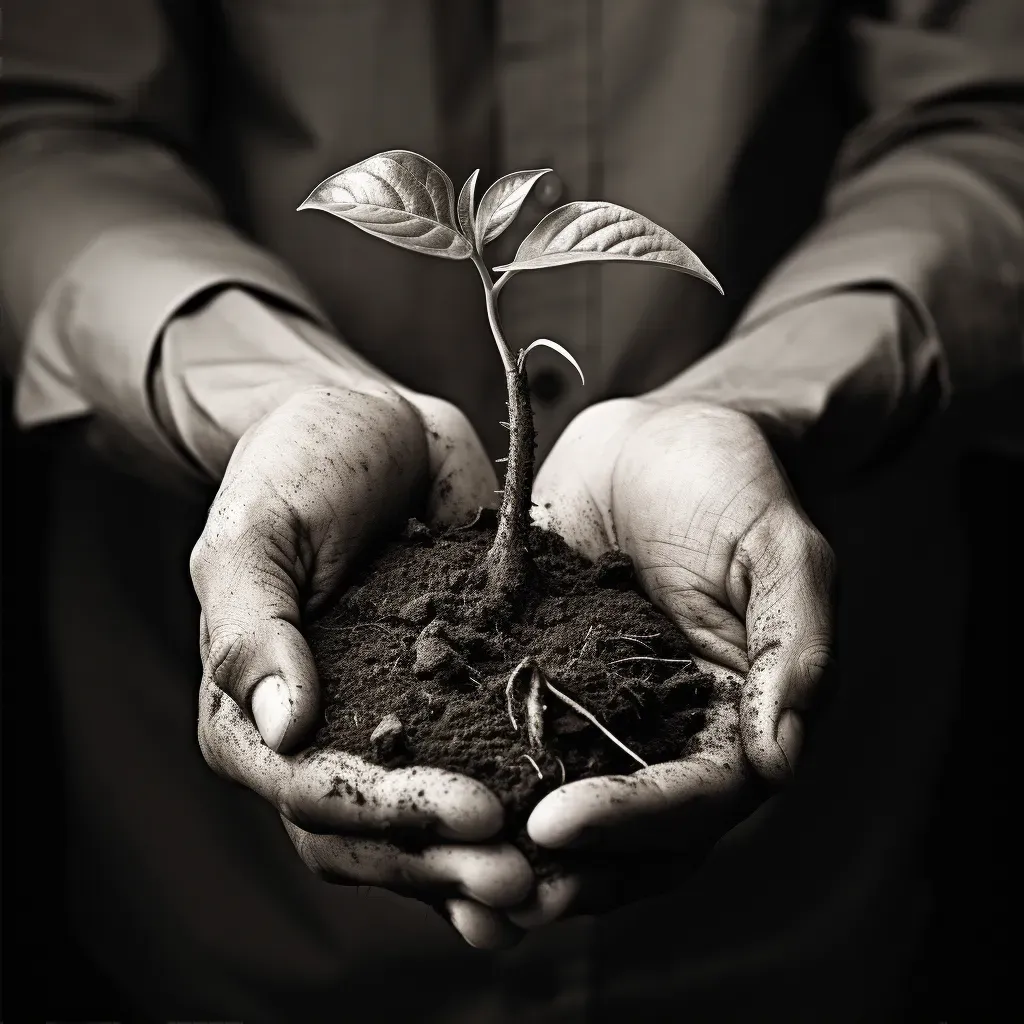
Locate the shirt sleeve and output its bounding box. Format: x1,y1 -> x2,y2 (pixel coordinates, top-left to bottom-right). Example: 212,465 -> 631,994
0,0 -> 333,471
669,1 -> 1024,468
158,288 -> 392,480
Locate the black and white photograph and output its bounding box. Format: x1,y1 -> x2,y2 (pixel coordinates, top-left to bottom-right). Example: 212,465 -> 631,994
1,2 -> 1022,1021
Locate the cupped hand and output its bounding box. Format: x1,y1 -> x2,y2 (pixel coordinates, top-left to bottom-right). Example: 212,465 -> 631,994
190,383 -> 531,946
512,398 -> 834,926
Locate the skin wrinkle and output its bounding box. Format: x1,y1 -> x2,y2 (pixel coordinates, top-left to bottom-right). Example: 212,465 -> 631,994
522,398 -> 834,916
193,382 -> 536,905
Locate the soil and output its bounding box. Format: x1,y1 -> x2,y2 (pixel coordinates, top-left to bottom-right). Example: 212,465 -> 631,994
308,509 -> 713,873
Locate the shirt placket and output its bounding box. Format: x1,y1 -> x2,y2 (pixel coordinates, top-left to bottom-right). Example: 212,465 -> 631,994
495,0 -> 602,465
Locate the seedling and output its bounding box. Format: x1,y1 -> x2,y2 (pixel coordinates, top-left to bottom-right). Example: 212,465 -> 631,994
300,151 -> 721,779
300,150 -> 721,590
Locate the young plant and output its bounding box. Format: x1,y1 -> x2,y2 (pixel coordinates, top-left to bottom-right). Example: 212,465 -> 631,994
299,150 -> 721,592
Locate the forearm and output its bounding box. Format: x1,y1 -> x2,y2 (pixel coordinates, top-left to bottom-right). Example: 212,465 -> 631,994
653,6 -> 1024,476
0,0 -> 350,481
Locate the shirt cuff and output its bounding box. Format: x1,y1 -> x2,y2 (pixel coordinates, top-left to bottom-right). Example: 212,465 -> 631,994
13,217 -> 332,474
657,287 -> 941,476
735,147 -> 1024,400
160,288 -> 393,479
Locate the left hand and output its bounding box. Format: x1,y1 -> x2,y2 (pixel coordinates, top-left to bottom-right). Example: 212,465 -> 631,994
508,398 -> 834,927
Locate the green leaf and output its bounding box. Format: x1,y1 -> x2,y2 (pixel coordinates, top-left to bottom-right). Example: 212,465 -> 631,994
298,150 -> 473,260
494,201 -> 723,292
457,169 -> 479,241
475,169 -> 553,247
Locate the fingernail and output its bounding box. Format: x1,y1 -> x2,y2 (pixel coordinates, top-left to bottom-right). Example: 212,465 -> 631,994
251,675 -> 291,751
776,708 -> 804,776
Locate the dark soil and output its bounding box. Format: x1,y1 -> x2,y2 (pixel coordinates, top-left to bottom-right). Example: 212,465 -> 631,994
308,509 -> 713,871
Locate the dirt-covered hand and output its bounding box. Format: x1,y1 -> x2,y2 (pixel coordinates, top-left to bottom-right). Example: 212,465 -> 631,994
517,398 -> 834,922
191,384 -> 532,936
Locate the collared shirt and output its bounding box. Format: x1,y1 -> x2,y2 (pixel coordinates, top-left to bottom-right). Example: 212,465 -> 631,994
1,3 -> 1023,1021
3,1 -> 1022,477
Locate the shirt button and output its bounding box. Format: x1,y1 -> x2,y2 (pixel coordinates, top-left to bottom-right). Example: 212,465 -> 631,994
534,173 -> 564,208
529,367 -> 566,405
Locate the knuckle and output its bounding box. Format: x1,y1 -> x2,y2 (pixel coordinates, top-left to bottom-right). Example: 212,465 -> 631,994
796,640 -> 832,688
205,624 -> 248,689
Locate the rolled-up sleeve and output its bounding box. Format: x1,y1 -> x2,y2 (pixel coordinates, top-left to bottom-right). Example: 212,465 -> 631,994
0,1 -> 330,466
675,1 -> 1024,467
742,2 -> 1023,384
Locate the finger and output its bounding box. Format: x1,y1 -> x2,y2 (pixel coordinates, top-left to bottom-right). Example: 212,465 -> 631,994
400,391 -> 499,526
446,898 -> 524,949
527,662 -> 746,851
199,675 -> 505,840
738,511 -> 835,781
199,610 -> 210,663
191,387 -> 427,751
649,588 -> 750,676
506,874 -> 582,928
283,819 -> 534,908
508,857 -> 697,928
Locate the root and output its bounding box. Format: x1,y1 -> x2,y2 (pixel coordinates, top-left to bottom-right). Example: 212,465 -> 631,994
608,656 -> 692,667
505,656 -> 534,731
608,633 -> 658,654
543,678 -> 649,769
525,667 -> 546,750
505,658 -> 650,772
565,626 -> 595,671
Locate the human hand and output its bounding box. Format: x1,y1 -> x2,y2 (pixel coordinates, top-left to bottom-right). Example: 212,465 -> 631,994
190,383 -> 532,946
509,398 -> 834,926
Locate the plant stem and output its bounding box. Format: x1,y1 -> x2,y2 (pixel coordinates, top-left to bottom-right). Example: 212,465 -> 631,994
472,256 -> 534,591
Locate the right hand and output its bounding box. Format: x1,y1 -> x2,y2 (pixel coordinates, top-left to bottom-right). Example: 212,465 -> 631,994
190,382 -> 531,949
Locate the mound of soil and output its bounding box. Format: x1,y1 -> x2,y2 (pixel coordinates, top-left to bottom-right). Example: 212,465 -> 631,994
308,510 -> 713,870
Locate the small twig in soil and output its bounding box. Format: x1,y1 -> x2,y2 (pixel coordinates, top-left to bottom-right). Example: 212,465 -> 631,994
505,656 -> 534,732
555,756 -> 567,786
521,753 -> 544,779
543,679 -> 650,769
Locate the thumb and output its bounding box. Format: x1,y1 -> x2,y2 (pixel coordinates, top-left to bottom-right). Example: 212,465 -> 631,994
739,511 -> 835,782
194,525 -> 320,753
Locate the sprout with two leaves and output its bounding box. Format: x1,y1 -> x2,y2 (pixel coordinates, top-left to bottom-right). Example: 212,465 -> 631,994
299,151 -> 721,593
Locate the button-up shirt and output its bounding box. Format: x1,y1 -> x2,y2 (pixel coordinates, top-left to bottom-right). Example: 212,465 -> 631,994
3,1 -> 1022,475
1,2 -> 1023,1021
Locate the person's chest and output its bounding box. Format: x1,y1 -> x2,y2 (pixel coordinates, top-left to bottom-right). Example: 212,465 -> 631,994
206,0 -> 846,459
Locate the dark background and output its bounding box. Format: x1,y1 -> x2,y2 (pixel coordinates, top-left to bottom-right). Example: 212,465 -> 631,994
1,379 -> 1017,1022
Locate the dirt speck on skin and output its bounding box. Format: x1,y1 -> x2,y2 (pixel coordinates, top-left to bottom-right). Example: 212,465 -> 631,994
308,512 -> 713,873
